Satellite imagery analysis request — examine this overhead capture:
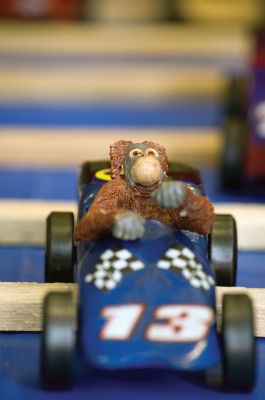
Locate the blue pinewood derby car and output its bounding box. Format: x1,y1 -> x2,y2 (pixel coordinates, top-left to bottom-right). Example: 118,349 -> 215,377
41,162 -> 255,391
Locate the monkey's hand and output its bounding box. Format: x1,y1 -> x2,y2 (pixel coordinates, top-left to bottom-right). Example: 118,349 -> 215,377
151,181 -> 186,208
112,211 -> 145,240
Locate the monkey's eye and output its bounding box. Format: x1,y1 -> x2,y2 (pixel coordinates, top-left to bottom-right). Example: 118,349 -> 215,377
145,148 -> 159,157
129,149 -> 143,158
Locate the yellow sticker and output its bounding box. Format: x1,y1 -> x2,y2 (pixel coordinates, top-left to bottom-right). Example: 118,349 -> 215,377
95,168 -> 111,181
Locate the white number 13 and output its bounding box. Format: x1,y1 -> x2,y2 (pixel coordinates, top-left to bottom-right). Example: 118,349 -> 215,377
100,304 -> 213,343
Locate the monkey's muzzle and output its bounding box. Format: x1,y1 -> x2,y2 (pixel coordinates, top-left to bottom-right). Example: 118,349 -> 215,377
131,156 -> 162,186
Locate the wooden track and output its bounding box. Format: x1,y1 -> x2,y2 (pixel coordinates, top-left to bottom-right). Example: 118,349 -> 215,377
175,0 -> 263,25
0,129 -> 221,168
0,23 -> 251,57
0,67 -> 225,101
0,200 -> 77,247
0,24 -> 248,101
0,200 -> 264,250
85,0 -> 262,24
88,0 -> 263,25
0,0 -> 262,25
0,283 -> 263,336
214,204 -> 265,251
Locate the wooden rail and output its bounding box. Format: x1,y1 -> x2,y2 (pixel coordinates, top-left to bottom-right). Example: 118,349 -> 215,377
0,283 -> 263,336
0,129 -> 221,168
0,200 -> 264,250
0,67 -> 225,101
0,24 -> 250,56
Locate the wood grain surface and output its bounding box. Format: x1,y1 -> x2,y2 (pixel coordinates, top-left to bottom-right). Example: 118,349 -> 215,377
0,200 -> 264,250
0,67 -> 225,101
0,129 -> 221,168
0,283 -> 263,335
84,0 -> 262,24
0,23 -> 251,57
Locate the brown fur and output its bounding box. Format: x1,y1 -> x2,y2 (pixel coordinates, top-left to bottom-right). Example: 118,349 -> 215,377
74,141 -> 214,241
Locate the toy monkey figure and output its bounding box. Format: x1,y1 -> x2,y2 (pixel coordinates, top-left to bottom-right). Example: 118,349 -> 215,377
74,140 -> 215,241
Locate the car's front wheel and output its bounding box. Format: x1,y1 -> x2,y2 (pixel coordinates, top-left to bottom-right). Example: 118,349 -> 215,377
221,293 -> 256,391
206,293 -> 255,392
41,291 -> 76,389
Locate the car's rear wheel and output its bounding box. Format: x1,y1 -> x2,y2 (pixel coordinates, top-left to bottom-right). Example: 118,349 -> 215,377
208,214 -> 237,286
223,77 -> 247,118
41,292 -> 76,389
221,294 -> 256,391
204,362 -> 224,390
45,212 -> 75,282
220,116 -> 247,189
206,293 -> 255,391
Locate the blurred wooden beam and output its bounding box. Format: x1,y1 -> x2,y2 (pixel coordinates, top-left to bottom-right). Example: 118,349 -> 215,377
0,200 -> 264,250
0,200 -> 77,247
86,0 -> 263,26
0,0 -> 261,26
0,129 -> 221,168
177,0 -> 264,26
86,0 -> 171,22
214,204 -> 265,251
0,283 -> 263,335
0,67 -> 225,101
0,283 -> 78,332
0,23 -> 251,57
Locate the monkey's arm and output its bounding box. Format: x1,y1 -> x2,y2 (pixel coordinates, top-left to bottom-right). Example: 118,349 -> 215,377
151,181 -> 214,235
74,180 -> 145,241
176,189 -> 215,235
74,182 -> 123,241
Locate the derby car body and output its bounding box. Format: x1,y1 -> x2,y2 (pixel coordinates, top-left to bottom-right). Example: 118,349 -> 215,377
76,163 -> 221,373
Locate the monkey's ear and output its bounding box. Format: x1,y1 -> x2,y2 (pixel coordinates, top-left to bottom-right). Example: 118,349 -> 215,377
119,165 -> 125,176
110,140 -> 133,178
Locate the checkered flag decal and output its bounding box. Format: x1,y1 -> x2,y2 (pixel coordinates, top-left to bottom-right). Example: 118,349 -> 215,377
157,244 -> 215,291
85,245 -> 144,291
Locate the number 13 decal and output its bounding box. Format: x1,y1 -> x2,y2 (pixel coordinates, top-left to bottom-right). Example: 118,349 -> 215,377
100,304 -> 214,343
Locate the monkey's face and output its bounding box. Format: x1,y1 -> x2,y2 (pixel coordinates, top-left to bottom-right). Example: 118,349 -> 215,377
121,143 -> 165,187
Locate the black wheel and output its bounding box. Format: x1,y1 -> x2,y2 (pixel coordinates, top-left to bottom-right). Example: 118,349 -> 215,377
222,294 -> 256,391
220,116 -> 248,189
223,77 -> 247,118
41,292 -> 76,389
45,212 -> 75,282
208,214 -> 237,286
205,362 -> 224,390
